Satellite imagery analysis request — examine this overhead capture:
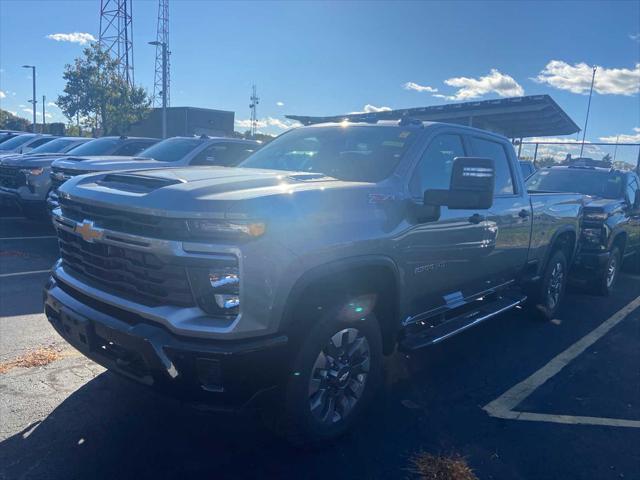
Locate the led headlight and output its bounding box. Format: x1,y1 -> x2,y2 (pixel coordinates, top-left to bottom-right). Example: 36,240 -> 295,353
187,219 -> 265,239
584,212 -> 608,222
20,167 -> 44,176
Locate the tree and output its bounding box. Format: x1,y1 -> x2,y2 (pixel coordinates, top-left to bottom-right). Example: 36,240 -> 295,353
0,109 -> 31,131
57,43 -> 151,136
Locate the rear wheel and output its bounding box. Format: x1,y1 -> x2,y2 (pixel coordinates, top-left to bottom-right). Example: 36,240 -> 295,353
272,305 -> 383,447
594,247 -> 621,296
529,249 -> 568,320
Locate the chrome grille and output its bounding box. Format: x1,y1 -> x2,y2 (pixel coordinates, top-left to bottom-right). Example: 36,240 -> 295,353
0,165 -> 24,189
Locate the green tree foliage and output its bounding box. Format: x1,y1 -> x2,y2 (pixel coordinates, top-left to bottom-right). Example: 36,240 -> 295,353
0,109 -> 31,131
57,43 -> 151,136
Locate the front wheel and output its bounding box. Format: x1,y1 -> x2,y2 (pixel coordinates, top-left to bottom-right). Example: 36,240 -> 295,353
275,308 -> 383,447
594,247 -> 621,296
530,250 -> 568,320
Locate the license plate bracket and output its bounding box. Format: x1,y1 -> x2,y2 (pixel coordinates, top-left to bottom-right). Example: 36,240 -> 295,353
59,309 -> 96,349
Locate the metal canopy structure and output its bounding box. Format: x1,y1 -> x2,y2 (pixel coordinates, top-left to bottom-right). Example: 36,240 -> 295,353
286,95 -> 580,139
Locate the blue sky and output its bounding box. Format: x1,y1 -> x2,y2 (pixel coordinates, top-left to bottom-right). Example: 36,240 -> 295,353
0,1 -> 638,161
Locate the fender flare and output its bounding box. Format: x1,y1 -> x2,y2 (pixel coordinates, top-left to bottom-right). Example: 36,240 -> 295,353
542,225 -> 578,273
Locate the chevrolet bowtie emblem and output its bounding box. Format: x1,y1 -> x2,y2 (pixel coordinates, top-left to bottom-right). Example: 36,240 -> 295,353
75,220 -> 104,243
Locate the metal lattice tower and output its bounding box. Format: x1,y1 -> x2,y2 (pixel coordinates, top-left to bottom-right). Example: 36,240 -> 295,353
249,85 -> 259,137
153,0 -> 170,107
99,0 -> 135,86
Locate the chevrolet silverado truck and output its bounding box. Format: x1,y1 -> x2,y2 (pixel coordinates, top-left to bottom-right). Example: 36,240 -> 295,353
47,136 -> 259,211
45,121 -> 584,445
0,136 -> 158,218
527,163 -> 640,294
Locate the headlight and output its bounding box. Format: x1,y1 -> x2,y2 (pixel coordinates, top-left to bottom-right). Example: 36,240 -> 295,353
187,219 -> 265,239
188,262 -> 240,317
584,212 -> 608,221
20,167 -> 44,176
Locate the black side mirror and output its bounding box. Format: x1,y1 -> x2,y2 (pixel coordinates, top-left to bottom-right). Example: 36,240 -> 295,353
424,157 -> 495,210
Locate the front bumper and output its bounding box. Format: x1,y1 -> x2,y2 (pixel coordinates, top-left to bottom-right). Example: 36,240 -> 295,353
44,275 -> 289,410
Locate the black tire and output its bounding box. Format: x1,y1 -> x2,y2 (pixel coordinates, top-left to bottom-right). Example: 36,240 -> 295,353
594,247 -> 621,296
529,249 -> 568,320
273,306 -> 383,447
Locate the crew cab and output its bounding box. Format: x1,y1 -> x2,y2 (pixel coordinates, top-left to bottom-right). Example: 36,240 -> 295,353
47,136 -> 259,211
45,121 -> 584,445
0,133 -> 54,157
0,136 -> 158,217
527,163 -> 640,294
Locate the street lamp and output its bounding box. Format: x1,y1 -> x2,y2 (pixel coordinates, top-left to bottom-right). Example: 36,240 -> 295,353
21,65 -> 37,133
149,41 -> 167,139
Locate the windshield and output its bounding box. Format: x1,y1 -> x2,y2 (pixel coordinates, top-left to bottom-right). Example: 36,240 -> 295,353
526,168 -> 624,199
29,138 -> 79,154
66,137 -> 120,156
137,137 -> 203,162
239,126 -> 418,182
0,134 -> 36,151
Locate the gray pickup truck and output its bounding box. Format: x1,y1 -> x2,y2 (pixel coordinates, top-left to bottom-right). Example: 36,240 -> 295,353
45,121 -> 584,445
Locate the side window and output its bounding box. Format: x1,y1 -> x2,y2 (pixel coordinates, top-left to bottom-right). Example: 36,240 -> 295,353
470,137 -> 515,195
191,144 -> 256,166
28,138 -> 53,148
116,142 -> 150,156
409,134 -> 465,197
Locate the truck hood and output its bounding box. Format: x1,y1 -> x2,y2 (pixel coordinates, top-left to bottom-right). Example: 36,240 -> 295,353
54,156 -> 170,172
0,153 -> 78,168
583,196 -> 624,214
60,166 -> 373,218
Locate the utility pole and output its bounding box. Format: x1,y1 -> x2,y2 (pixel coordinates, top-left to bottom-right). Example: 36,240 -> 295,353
579,65 -> 597,158
42,95 -> 46,131
249,84 -> 259,138
22,65 -> 36,133
149,41 -> 168,138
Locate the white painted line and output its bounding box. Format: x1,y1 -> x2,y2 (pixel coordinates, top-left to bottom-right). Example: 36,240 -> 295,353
0,269 -> 51,278
0,235 -> 57,241
0,216 -> 26,220
484,295 -> 640,428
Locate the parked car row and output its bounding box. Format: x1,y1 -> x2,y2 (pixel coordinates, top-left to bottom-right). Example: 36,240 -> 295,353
4,122 -> 639,445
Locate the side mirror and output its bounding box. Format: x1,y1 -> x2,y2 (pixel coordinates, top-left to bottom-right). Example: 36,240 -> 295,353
634,190 -> 640,209
424,157 -> 495,210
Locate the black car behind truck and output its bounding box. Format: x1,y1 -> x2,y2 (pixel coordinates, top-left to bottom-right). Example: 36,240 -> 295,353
527,163 -> 640,294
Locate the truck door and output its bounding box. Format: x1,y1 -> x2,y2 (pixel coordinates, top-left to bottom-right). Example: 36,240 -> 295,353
624,173 -> 640,256
398,132 -> 491,319
469,136 -> 530,287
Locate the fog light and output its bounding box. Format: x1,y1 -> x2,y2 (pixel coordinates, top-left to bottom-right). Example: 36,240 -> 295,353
214,294 -> 240,309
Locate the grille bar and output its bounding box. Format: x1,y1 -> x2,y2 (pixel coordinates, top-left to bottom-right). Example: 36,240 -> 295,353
0,166 -> 25,189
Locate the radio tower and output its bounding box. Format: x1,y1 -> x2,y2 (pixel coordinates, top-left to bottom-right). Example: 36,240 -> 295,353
153,0 -> 170,107
99,0 -> 135,86
249,84 -> 259,137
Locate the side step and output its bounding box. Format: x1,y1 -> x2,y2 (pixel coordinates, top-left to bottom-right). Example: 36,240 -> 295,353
399,292 -> 527,351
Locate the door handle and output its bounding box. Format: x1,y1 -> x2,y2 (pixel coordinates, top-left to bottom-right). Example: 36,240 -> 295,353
519,209 -> 530,219
468,213 -> 483,224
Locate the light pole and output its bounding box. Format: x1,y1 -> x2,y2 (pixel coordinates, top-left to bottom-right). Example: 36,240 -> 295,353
149,41 -> 167,138
22,65 -> 37,133
579,66 -> 597,158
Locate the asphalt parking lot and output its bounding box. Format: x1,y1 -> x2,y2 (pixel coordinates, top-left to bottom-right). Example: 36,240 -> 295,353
0,206 -> 639,480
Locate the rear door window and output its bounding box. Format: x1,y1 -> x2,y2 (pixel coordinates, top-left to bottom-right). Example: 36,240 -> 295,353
470,137 -> 515,195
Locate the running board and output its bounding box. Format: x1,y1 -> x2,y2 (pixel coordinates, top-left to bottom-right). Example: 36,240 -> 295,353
399,292 -> 527,351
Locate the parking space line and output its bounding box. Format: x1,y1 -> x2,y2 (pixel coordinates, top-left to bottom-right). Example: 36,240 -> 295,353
484,295 -> 640,428
0,269 -> 51,278
0,217 -> 26,220
0,236 -> 57,241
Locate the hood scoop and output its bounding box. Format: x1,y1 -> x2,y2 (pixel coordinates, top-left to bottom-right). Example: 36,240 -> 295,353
98,173 -> 184,193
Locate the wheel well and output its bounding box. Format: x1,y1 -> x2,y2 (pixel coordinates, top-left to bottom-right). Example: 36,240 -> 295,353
611,232 -> 627,255
285,265 -> 400,355
551,230 -> 576,263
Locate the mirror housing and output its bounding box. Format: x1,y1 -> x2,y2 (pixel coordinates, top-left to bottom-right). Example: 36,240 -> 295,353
424,157 -> 495,210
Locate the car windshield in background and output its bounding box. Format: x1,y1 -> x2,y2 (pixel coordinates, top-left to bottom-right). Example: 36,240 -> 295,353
66,137 -> 120,156
0,134 -> 36,151
29,138 -> 77,154
137,137 -> 203,162
526,168 -> 624,199
239,126 -> 418,182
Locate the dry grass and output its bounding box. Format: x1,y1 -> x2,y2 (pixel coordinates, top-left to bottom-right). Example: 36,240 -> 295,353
0,346 -> 66,374
409,452 -> 478,480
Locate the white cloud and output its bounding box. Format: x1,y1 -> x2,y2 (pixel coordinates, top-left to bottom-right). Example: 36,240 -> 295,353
8,111 -> 17,116
534,61 -> 640,96
0,90 -> 5,99
403,82 -> 438,93
276,101 -> 284,107
47,102 -> 58,108
350,104 -> 392,114
235,117 -> 300,131
46,32 -> 96,45
22,108 -> 33,114
435,69 -> 524,101
600,127 -> 640,143
630,33 -> 640,42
